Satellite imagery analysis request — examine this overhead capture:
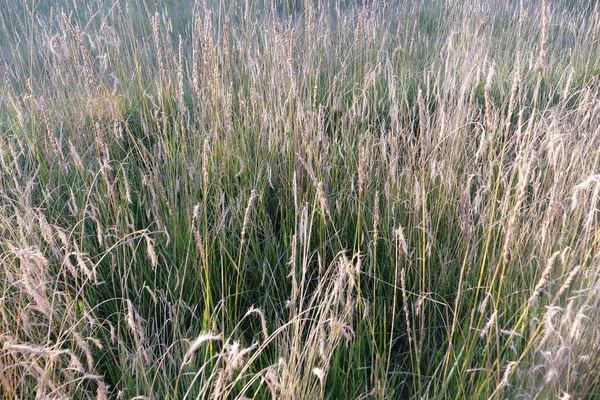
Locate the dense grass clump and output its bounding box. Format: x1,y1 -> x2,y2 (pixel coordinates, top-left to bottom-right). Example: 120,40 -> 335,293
1,0 -> 599,398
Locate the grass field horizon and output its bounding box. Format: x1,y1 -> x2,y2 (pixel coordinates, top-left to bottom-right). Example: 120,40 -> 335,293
1,0 -> 599,398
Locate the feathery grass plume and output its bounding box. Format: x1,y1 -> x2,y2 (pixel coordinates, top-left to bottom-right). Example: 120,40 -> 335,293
536,0 -> 548,71
489,361 -> 518,398
571,175 -> 600,211
182,333 -> 222,365
192,17 -> 201,103
75,251 -> 97,282
144,233 -> 158,269
400,268 -> 412,346
69,140 -> 84,170
536,267 -> 582,361
245,306 -> 269,343
413,175 -> 422,212
99,160 -> 114,202
329,318 -> 355,345
478,292 -> 492,315
151,12 -> 164,81
312,367 -> 324,383
37,212 -> 55,245
202,138 -> 210,188
120,166 -> 132,205
193,226 -> 205,258
226,82 -> 234,139
91,375 -> 109,400
417,88 -> 428,160
177,35 -> 186,117
304,0 -> 315,47
61,11 -> 94,90
297,154 -> 332,222
319,321 -> 328,363
37,95 -> 62,158
3,340 -> 65,358
240,189 -> 257,247
201,8 -> 216,94
480,310 -> 497,338
549,265 -> 582,310
221,341 -> 256,381
223,17 -> 231,77
567,307 -> 587,342
48,34 -> 70,60
562,67 -> 574,101
53,225 -> 78,279
528,251 -> 561,307
6,140 -> 24,180
125,299 -> 145,348
15,246 -> 53,318
72,332 -> 95,371
394,225 -> 409,257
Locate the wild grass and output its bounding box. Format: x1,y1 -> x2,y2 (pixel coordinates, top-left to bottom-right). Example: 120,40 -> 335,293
1,0 -> 599,398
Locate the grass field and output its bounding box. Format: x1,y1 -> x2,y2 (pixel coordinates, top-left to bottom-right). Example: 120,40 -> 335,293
1,0 -> 599,398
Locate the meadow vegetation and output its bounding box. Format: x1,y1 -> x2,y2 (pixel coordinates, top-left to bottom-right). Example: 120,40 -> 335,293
1,0 -> 599,398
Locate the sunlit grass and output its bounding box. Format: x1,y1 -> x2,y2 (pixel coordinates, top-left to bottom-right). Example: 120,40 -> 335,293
1,0 -> 599,398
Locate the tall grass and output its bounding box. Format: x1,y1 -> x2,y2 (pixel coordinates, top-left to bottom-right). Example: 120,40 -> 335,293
1,0 -> 599,398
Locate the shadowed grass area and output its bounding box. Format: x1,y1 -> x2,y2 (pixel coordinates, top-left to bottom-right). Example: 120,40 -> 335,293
1,0 -> 600,399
